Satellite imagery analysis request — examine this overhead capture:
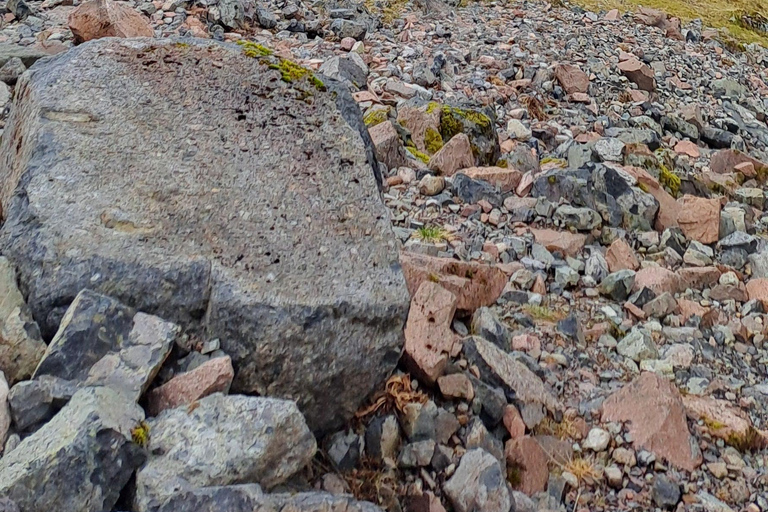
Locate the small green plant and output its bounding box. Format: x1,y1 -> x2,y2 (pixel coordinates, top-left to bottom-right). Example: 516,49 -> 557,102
406,146 -> 431,164
415,226 -> 448,243
658,165 -> 681,196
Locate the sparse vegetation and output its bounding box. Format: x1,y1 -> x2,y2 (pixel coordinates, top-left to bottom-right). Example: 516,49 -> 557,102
523,304 -> 566,322
571,0 -> 768,46
414,225 -> 448,243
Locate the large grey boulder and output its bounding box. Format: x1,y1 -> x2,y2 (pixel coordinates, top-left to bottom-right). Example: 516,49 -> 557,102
0,387 -> 145,512
33,289 -> 178,401
0,38 -> 408,433
443,449 -> 514,512
133,393 -> 316,512
155,484 -> 383,512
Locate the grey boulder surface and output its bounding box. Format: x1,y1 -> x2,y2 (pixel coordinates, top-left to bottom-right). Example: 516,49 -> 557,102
33,288 -> 178,401
133,393 -> 317,512
155,484 -> 384,512
0,386 -> 145,512
0,37 -> 409,433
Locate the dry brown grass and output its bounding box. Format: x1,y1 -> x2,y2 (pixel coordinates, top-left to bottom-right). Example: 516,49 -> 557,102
355,373 -> 429,419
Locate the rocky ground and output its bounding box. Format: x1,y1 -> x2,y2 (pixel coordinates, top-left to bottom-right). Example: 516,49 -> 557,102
1,0 -> 768,511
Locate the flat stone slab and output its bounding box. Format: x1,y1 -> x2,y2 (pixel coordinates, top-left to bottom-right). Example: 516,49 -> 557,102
0,38 -> 409,433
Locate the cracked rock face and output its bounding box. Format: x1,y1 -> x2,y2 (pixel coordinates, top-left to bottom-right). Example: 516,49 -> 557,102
0,38 -> 409,434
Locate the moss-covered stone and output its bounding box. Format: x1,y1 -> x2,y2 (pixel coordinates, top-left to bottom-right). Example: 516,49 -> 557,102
268,59 -> 325,90
364,109 -> 389,127
237,40 -> 273,58
424,127 -> 443,154
406,145 -> 430,164
658,165 -> 681,197
430,103 -> 499,166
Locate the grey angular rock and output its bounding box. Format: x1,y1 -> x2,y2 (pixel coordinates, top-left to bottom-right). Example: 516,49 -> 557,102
8,375 -> 78,432
327,429 -> 362,471
555,265 -> 579,287
593,138 -> 625,162
0,387 -> 145,512
443,449 -> 513,512
254,6 -> 277,28
398,440 -> 436,468
463,336 -> 561,414
319,53 -> 368,89
0,44 -> 53,69
156,484 -> 384,512
662,115 -> 699,140
599,269 -> 636,301
0,57 -> 25,86
617,328 -> 658,362
7,0 -> 32,21
651,474 -> 681,509
749,251 -> 768,279
133,393 -> 316,512
471,307 -> 510,350
0,499 -> 18,512
330,19 -> 366,40
452,173 -> 503,206
34,289 -> 177,401
554,205 -> 601,231
0,38 -> 408,434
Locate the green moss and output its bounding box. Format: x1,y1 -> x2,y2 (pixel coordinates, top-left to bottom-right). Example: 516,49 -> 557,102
406,146 -> 430,164
547,175 -> 557,184
522,304 -> 564,322
364,109 -> 389,127
268,59 -> 325,90
439,105 -> 492,141
237,40 -> 274,57
424,127 -> 444,155
426,102 -> 441,114
540,157 -> 567,168
507,462 -> 523,488
174,42 -> 191,48
496,159 -> 508,168
658,165 -> 681,197
637,182 -> 650,193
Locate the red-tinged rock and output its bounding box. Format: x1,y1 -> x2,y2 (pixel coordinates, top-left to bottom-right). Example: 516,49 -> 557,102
409,491 -> 447,512
146,356 -> 234,416
604,8 -> 619,21
602,372 -> 702,471
461,166 -> 522,193
710,149 -> 768,176
511,333 -> 540,357
683,395 -> 768,449
746,278 -> 768,308
397,105 -> 442,155
340,37 -> 356,51
503,405 -> 526,439
674,140 -> 700,158
677,299 -> 708,322
531,273 -> 546,295
734,161 -> 757,178
633,267 -> 681,295
677,195 -> 721,244
68,0 -> 153,43
403,281 -> 458,384
709,283 -> 748,303
428,134 -> 474,177
516,171 -> 534,196
530,228 -> 586,257
505,436 -> 549,496
618,58 -> 655,92
624,301 -> 646,319
399,252 -> 507,313
634,6 -> 667,27
606,238 -> 639,272
678,267 -> 721,290
554,63 -> 590,95
369,120 -> 410,170
570,92 -> 591,103
183,16 -> 209,38
620,165 -> 678,231
437,373 -> 474,401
